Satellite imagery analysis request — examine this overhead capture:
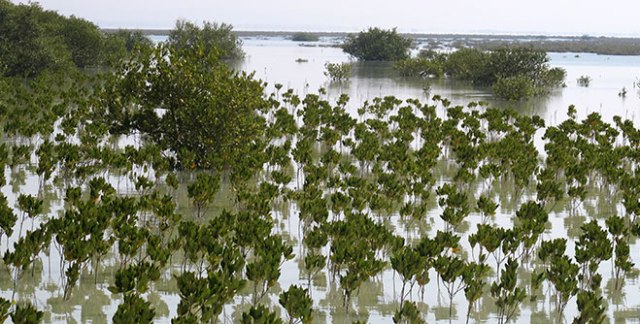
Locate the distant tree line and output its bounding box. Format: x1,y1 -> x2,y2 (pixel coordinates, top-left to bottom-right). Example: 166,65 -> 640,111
464,38 -> 640,56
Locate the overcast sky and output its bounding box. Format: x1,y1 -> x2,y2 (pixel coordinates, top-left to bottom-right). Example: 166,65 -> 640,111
19,0 -> 640,36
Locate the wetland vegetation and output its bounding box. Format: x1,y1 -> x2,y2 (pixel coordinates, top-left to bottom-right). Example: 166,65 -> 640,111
3,1 -> 640,323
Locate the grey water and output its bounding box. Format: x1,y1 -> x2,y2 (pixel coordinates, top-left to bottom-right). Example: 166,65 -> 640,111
4,35 -> 640,323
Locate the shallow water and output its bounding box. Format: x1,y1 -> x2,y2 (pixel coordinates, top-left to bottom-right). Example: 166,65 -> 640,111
241,37 -> 640,123
3,36 -> 640,323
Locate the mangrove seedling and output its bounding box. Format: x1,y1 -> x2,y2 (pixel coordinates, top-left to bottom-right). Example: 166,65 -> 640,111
112,293 -> 155,324
279,285 -> 313,324
490,258 -> 526,324
187,172 -> 220,218
11,301 -> 44,324
392,301 -> 425,324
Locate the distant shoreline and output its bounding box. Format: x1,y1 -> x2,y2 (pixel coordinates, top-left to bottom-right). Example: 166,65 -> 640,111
102,29 -> 640,56
101,28 -> 635,40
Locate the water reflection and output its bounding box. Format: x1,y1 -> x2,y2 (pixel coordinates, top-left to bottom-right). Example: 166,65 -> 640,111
3,36 -> 640,323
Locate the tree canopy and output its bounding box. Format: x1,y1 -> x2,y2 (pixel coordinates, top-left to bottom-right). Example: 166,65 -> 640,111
0,0 -> 151,77
393,46 -> 566,100
102,42 -> 266,171
342,27 -> 413,61
167,20 -> 244,60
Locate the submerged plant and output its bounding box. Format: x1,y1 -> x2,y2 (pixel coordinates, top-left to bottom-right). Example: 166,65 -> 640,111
324,62 -> 352,82
491,258 -> 526,324
279,285 -> 313,324
11,301 -> 44,324
392,301 -> 425,324
577,75 -> 592,87
113,293 -> 155,324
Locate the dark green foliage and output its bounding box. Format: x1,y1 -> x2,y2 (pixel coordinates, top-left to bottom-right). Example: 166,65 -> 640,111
545,255 -> 580,314
487,47 -> 549,85
279,285 -> 313,324
113,293 -> 155,324
444,48 -> 490,82
246,234 -> 295,304
324,62 -> 351,81
606,215 -> 634,289
187,172 -> 221,217
573,290 -> 607,324
514,201 -> 548,256
476,195 -> 498,221
490,258 -> 526,324
328,212 -> 393,309
109,30 -> 153,52
109,262 -> 161,294
392,301 -> 425,324
241,305 -> 283,324
492,75 -> 534,101
393,58 -> 444,78
0,193 -> 17,239
436,183 -> 470,232
17,194 -> 43,219
0,1 -> 68,77
0,1 -> 142,77
3,224 -> 52,274
0,297 -> 10,322
168,19 -> 243,60
391,244 -> 427,307
462,262 -> 490,324
11,301 -> 44,324
543,67 -> 567,87
342,27 -> 413,61
103,42 -> 267,171
394,46 -> 564,100
103,30 -> 153,65
434,255 -> 467,318
2,13 -> 640,322
574,221 -> 612,289
60,16 -> 104,68
173,269 -> 246,323
290,32 -> 319,42
538,239 -> 568,264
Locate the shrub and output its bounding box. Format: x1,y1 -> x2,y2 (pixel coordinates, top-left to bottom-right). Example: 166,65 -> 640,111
291,32 -> 319,42
492,75 -> 535,101
438,46 -> 565,98
577,75 -> 592,87
113,293 -> 155,324
324,62 -> 352,81
102,30 -> 153,66
168,19 -> 244,60
11,302 -> 44,323
393,58 -> 443,77
444,48 -> 491,83
0,2 -> 71,77
488,47 -> 549,83
60,15 -> 104,68
103,42 -> 266,171
0,1 -> 149,77
109,30 -> 153,52
542,67 -> 567,88
342,27 -> 413,61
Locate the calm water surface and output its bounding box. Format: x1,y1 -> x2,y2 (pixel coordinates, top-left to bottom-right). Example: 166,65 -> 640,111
4,36 -> 640,323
